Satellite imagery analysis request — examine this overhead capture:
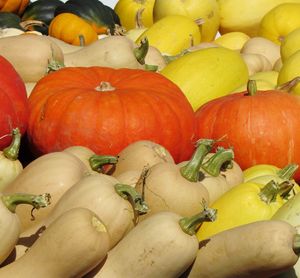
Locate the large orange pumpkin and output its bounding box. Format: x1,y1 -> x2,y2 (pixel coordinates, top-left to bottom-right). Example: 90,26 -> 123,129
27,67 -> 196,162
194,82 -> 300,181
0,55 -> 29,150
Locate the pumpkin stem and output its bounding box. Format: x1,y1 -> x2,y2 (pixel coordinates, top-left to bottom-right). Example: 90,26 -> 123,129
79,34 -> 85,47
114,183 -> 149,215
95,81 -> 116,92
277,76 -> 300,93
179,201 -> 217,236
89,154 -> 118,173
134,37 -> 149,65
277,164 -> 299,180
245,79 -> 257,96
258,180 -> 292,204
180,139 -> 216,182
1,193 -> 51,217
3,128 -> 21,161
201,147 -> 234,177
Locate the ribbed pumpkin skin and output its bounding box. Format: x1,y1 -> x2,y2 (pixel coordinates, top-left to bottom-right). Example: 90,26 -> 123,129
27,67 -> 196,162
194,90 -> 300,181
0,55 -> 29,149
0,0 -> 29,15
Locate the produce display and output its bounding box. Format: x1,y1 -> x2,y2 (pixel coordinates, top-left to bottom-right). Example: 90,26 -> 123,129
2,0 -> 300,277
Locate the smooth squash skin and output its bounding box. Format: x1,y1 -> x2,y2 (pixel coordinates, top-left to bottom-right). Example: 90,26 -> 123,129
0,208 -> 110,278
136,14 -> 202,55
0,34 -> 64,83
3,151 -> 90,231
86,209 -> 217,278
189,220 -> 300,278
112,140 -> 174,177
196,180 -> 287,241
160,47 -> 248,111
63,35 -> 146,69
10,174 -> 148,262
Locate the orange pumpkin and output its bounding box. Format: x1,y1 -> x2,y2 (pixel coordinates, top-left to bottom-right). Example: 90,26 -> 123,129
0,0 -> 29,15
27,66 -> 196,163
48,13 -> 98,46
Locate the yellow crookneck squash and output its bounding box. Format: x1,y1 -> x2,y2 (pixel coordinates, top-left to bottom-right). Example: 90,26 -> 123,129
196,179 -> 292,241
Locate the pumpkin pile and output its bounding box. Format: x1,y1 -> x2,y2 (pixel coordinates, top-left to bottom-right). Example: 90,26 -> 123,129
1,0 -> 300,277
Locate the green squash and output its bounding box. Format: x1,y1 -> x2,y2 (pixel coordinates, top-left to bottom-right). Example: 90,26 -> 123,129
21,0 -> 63,35
0,12 -> 23,30
54,0 -> 122,35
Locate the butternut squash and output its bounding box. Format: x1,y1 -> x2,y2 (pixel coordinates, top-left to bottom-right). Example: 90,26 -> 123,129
0,34 -> 64,83
0,207 -> 110,278
0,192 -> 50,265
188,220 -> 300,278
63,35 -> 147,69
3,151 -> 90,231
85,208 -> 217,277
9,174 -> 148,262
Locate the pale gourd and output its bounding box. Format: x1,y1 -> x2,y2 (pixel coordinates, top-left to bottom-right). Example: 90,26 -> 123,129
0,34 -> 64,83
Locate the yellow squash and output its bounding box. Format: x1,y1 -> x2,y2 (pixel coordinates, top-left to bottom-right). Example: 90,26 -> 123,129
280,27 -> 300,62
152,0 -> 220,42
136,14 -> 201,55
258,3 -> 300,44
114,0 -> 155,31
218,0 -> 300,37
196,180 -> 288,241
277,50 -> 300,95
161,47 -> 248,110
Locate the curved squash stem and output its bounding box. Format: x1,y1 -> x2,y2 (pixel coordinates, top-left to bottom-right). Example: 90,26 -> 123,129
3,128 -> 21,161
135,8 -> 145,29
133,37 -> 149,65
89,154 -> 118,173
276,76 -> 300,93
19,19 -> 48,31
179,202 -> 217,236
114,183 -> 149,217
1,193 -> 51,220
180,139 -> 216,182
201,147 -> 234,177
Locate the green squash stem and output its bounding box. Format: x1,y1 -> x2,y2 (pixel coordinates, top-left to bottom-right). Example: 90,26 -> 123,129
201,147 -> 234,177
179,205 -> 217,236
89,154 -> 118,173
3,128 -> 21,161
1,193 -> 51,219
258,180 -> 292,204
133,37 -> 149,65
245,79 -> 257,96
277,164 -> 299,180
114,183 -> 149,215
180,139 -> 216,182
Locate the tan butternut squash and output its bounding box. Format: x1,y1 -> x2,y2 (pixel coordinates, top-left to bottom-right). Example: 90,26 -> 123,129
0,207 -> 110,278
188,220 -> 300,278
63,35 -> 147,69
0,192 -> 50,265
3,151 -> 90,231
0,34 -> 64,83
85,209 -> 217,277
9,174 -> 148,262
112,140 -> 174,177
46,35 -> 83,54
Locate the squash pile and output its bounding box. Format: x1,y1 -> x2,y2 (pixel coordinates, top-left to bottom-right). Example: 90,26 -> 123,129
1,0 -> 300,277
